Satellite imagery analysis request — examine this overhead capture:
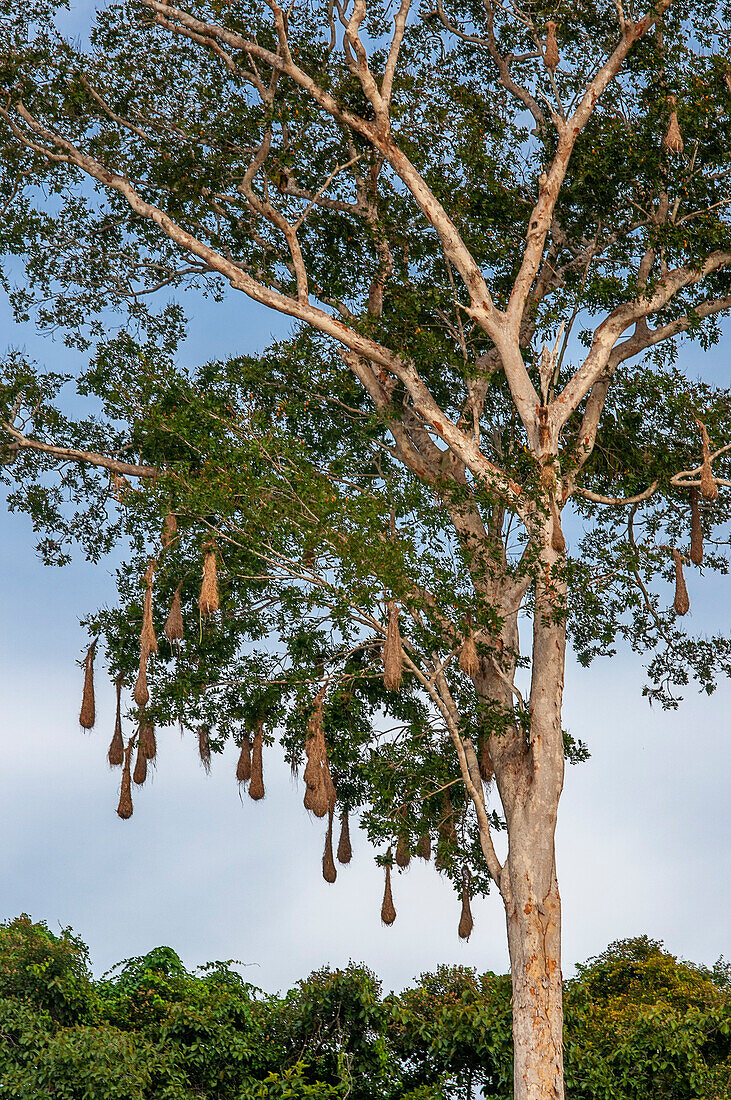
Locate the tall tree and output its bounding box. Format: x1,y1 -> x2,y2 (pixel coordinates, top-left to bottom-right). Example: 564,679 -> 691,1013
1,1 -> 731,1097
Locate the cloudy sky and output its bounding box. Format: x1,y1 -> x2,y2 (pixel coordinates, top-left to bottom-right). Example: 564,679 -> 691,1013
0,1 -> 729,993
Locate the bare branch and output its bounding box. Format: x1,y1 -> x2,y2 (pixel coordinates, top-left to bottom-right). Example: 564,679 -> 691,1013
382,0 -> 411,110
2,422 -> 158,478
505,1 -> 673,334
573,482 -> 659,506
554,251 -> 731,432
671,442 -> 731,488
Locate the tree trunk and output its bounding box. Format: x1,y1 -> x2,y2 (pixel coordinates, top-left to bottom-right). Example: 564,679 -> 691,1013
486,534 -> 567,1100
504,846 -> 564,1100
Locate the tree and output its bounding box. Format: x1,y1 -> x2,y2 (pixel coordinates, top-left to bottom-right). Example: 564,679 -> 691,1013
1,916 -> 729,1098
1,1 -> 730,1096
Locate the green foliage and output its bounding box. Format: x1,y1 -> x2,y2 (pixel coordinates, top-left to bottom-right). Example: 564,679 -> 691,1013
0,913 -> 94,1025
564,938 -> 731,1099
0,917 -> 728,1099
0,0 -> 730,913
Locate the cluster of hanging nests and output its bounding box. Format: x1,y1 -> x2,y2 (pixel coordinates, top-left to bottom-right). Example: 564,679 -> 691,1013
78,515 -> 224,821
670,419 -> 719,615
77,421 -> 719,937
541,20 -> 706,159
76,512 -> 479,937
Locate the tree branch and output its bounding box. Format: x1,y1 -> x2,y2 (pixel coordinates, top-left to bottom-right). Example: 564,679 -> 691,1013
573,482 -> 659,506
1,422 -> 158,478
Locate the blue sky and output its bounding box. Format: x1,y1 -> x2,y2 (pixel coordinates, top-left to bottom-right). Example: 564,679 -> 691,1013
1,280 -> 728,991
0,1 -> 729,991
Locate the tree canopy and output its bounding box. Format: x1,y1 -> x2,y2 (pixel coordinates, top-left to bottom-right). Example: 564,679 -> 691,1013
1,1 -> 730,1096
0,916 -> 729,1099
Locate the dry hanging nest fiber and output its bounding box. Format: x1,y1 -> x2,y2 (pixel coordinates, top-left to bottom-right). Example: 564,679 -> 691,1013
79,641 -> 97,730
133,744 -> 148,786
416,831 -> 432,861
689,487 -> 703,567
164,584 -> 184,645
198,541 -> 220,618
383,601 -> 404,691
134,651 -> 150,709
139,719 -> 157,761
479,738 -> 493,784
337,809 -> 352,864
663,97 -> 684,154
544,21 -> 559,72
108,674 -> 124,767
381,852 -> 396,925
672,549 -> 690,616
249,722 -> 265,800
695,417 -> 719,501
459,631 -> 480,678
322,808 -> 337,883
458,876 -> 474,940
134,562 -> 158,709
117,742 -> 134,819
236,736 -> 251,784
303,689 -> 336,817
140,562 -> 158,655
395,831 -> 411,870
551,499 -> 566,553
198,726 -> 211,773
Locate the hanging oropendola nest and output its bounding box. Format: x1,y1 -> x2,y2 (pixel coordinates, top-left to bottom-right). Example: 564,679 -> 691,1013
161,512 -> 178,549
249,722 -> 265,800
164,584 -> 184,645
395,832 -> 411,869
337,809 -> 352,864
198,541 -> 220,618
139,719 -> 156,761
304,781 -> 330,817
416,831 -> 432,861
198,726 -> 211,773
236,736 -> 251,784
458,875 -> 474,940
383,601 -> 403,691
133,743 -> 148,786
108,675 -> 124,768
134,650 -> 150,709
479,738 -> 493,784
689,487 -> 703,567
663,97 -> 684,154
381,852 -> 396,925
117,742 -> 133,819
544,20 -> 559,72
303,700 -> 325,788
79,640 -> 97,730
551,499 -> 566,553
303,688 -> 336,817
140,562 -> 158,655
695,417 -> 719,501
671,549 -> 690,616
322,807 -> 337,883
459,632 -> 480,678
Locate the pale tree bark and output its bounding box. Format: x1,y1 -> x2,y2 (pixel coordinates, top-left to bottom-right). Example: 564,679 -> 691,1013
503,548 -> 567,1100
489,531 -> 567,1099
504,852 -> 564,1100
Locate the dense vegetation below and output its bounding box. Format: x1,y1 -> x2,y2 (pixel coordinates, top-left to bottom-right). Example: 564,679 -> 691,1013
0,915 -> 728,1098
